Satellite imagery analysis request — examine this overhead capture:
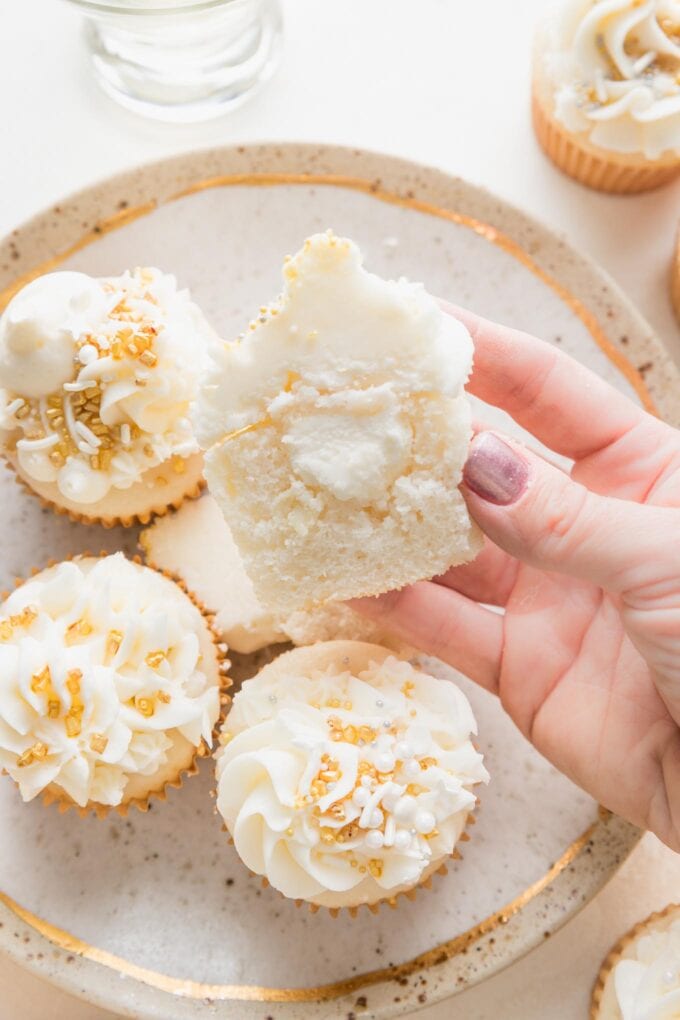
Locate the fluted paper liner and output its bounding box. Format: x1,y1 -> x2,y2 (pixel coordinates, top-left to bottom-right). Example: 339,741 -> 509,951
671,227 -> 680,327
590,903 -> 680,1020
5,451 -> 206,529
1,552 -> 232,820
531,87 -> 680,195
214,640 -> 483,918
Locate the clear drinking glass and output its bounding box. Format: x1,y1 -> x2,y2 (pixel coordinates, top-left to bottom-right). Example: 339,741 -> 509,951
63,0 -> 283,122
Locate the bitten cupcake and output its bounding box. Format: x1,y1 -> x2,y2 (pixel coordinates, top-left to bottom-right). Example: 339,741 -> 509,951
0,553 -> 226,815
140,495 -> 409,654
216,642 -> 488,913
591,904 -> 680,1019
193,230 -> 481,613
533,0 -> 680,193
0,268 -> 215,525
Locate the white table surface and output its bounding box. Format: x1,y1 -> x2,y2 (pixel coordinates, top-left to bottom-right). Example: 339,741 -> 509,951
1,1 -> 680,1018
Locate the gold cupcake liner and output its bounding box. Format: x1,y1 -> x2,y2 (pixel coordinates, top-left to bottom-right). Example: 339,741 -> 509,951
5,453 -> 206,529
590,903 -> 680,1020
2,551 -> 232,820
217,793 -> 478,919
531,89 -> 680,195
671,226 -> 680,327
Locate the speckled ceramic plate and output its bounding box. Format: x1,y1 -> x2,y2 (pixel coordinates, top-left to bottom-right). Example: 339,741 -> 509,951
0,144 -> 677,1020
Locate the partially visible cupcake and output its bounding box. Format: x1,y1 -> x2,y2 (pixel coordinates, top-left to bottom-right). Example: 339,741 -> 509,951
140,495 -> 409,654
0,553 -> 227,816
591,904 -> 680,1019
216,641 -> 488,913
533,0 -> 680,193
0,268 -> 215,526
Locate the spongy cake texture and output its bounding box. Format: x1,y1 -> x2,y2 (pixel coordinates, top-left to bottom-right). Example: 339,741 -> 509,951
193,231 -> 481,612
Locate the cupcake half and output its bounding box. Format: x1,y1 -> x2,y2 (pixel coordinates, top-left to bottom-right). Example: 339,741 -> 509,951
0,268 -> 215,525
533,0 -> 680,193
592,904 -> 680,1019
192,230 -> 481,613
216,641 -> 488,912
140,495 -> 410,654
0,553 -> 227,816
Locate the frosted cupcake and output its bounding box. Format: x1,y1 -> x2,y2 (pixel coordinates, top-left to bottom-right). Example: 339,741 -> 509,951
533,0 -> 680,193
192,231 -> 481,613
0,268 -> 214,526
0,553 -> 226,815
591,904 -> 680,1019
216,642 -> 488,912
140,495 -> 409,654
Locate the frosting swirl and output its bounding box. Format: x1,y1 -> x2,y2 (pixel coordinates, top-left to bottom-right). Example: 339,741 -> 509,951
216,650 -> 488,908
614,918 -> 680,1020
544,0 -> 680,158
0,554 -> 220,807
0,268 -> 215,504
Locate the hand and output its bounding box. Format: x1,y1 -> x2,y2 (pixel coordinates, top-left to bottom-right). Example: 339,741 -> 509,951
352,306 -> 680,851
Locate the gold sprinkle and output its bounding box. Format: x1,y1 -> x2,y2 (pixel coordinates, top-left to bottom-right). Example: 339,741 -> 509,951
406,783 -> 425,797
156,690 -> 171,704
310,779 -> 328,798
155,475 -> 167,487
32,741 -> 48,760
139,349 -> 157,367
368,859 -> 384,879
49,451 -> 66,467
47,699 -> 61,719
17,748 -> 35,768
327,698 -> 341,709
285,827 -> 294,837
402,681 -> 415,698
419,757 -> 437,770
327,716 -> 343,730
107,630 -> 123,657
65,619 -> 91,644
66,669 -> 82,695
135,696 -> 155,717
145,650 -> 166,670
45,407 -> 61,420
343,725 -> 358,744
0,620 -> 12,641
89,733 -> 108,754
90,454 -> 100,471
319,828 -> 336,845
15,404 -> 30,420
31,666 -> 51,693
65,713 -> 82,738
143,444 -> 155,458
171,456 -> 186,475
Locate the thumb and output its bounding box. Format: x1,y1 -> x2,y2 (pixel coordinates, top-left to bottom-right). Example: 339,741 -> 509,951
461,431 -> 676,596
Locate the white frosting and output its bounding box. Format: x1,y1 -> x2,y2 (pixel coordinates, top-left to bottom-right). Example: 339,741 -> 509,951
216,654 -> 488,907
0,268 -> 215,504
192,230 -> 473,456
614,918 -> 680,1020
543,0 -> 680,158
0,554 -> 220,807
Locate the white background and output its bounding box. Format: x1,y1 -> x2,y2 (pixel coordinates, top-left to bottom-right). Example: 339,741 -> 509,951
1,1 -> 680,1018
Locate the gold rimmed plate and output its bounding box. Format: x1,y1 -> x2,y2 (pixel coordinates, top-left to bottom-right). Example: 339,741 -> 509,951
0,143 -> 676,1020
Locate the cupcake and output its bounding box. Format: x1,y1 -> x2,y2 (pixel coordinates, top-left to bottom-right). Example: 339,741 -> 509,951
216,641 -> 488,913
140,494 -> 410,654
0,268 -> 215,526
592,904 -> 680,1019
192,230 -> 481,614
532,0 -> 680,193
0,553 -> 226,816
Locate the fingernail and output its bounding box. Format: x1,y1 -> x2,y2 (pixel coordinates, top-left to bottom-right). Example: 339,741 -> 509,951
463,433 -> 529,506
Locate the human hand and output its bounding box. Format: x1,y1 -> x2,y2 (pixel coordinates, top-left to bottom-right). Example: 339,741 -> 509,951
352,306 -> 680,851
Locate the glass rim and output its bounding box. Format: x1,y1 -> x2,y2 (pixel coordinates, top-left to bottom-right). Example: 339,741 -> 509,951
64,0 -> 241,15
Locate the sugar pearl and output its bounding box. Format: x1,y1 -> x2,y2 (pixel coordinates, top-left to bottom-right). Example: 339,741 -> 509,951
368,809 -> 384,829
402,759 -> 421,780
415,809 -> 436,834
353,787 -> 370,808
663,969 -> 676,985
395,741 -> 413,759
365,830 -> 384,850
382,792 -> 401,813
394,795 -> 416,822
375,751 -> 395,773
393,829 -> 412,851
78,344 -> 98,365
361,775 -> 373,788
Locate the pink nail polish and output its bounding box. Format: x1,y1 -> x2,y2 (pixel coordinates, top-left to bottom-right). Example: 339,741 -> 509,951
463,433 -> 529,506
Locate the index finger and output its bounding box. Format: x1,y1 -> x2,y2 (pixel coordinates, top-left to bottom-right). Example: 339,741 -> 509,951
445,303 -> 655,462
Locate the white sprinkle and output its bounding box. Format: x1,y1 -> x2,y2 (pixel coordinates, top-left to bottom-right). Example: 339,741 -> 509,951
393,829 -> 411,851
74,420 -> 101,447
382,236 -> 399,250
395,741 -> 413,760
268,694 -> 277,703
415,809 -> 436,835
361,776 -> 372,789
375,699 -> 384,708
375,751 -> 395,773
663,969 -> 676,986
368,809 -> 384,829
365,829 -> 384,850
403,759 -> 421,781
394,795 -> 416,823
120,423 -> 131,445
632,51 -> 656,76
77,442 -> 97,456
382,720 -> 392,729
63,380 -> 90,392
360,787 -> 386,828
383,815 -> 397,847
5,398 -> 25,417
78,344 -> 99,365
353,787 -> 370,808
17,433 -> 59,451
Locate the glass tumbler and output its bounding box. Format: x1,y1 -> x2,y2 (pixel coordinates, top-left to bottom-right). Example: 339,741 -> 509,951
63,0 -> 283,122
